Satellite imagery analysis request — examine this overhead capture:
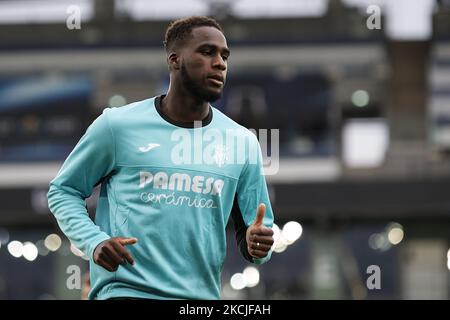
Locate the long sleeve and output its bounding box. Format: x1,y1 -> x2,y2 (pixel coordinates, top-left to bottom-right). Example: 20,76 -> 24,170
230,194 -> 253,263
235,133 -> 274,265
47,110 -> 115,259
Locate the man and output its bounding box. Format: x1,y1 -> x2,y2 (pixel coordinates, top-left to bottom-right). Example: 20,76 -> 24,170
47,16 -> 274,300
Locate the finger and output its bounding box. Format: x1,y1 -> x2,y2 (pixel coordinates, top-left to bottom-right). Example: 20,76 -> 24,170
99,252 -> 120,270
97,257 -> 117,272
250,235 -> 274,246
248,249 -> 269,259
118,237 -> 138,246
249,242 -> 272,251
112,242 -> 135,265
104,245 -> 126,265
253,203 -> 266,227
249,227 -> 274,237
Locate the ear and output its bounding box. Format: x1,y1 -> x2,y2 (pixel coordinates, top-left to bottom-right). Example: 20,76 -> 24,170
168,52 -> 180,70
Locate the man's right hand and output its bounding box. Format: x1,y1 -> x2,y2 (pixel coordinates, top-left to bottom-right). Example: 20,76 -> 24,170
93,237 -> 138,272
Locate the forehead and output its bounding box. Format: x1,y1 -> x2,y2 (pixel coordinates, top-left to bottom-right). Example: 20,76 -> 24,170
187,26 -> 228,48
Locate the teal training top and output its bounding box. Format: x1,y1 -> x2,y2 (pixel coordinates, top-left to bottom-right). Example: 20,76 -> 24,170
47,96 -> 274,300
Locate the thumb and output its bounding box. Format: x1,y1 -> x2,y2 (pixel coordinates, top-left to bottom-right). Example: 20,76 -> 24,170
118,237 -> 138,246
253,203 -> 266,227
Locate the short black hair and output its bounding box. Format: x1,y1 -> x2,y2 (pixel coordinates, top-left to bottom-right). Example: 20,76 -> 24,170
163,16 -> 223,52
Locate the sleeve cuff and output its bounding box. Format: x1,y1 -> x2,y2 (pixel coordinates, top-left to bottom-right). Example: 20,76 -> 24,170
252,249 -> 273,265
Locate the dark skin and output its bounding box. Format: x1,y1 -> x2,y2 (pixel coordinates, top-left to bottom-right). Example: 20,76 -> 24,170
162,26 -> 230,122
93,237 -> 137,272
246,203 -> 274,259
93,26 -> 273,272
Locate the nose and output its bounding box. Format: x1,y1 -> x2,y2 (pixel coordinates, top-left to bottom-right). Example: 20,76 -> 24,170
212,54 -> 226,71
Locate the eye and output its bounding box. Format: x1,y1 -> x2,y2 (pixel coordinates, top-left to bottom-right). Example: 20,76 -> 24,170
222,55 -> 229,61
201,50 -> 213,56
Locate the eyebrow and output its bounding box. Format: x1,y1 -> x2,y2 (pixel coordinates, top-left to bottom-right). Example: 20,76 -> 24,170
197,43 -> 231,56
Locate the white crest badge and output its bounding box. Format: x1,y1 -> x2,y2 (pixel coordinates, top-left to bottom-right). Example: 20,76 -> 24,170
213,145 -> 228,167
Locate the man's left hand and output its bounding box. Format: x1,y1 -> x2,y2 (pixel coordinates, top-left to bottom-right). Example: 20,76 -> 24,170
246,203 -> 274,259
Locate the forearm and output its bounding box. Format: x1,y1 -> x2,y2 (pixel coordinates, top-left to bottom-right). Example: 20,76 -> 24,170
47,182 -> 110,259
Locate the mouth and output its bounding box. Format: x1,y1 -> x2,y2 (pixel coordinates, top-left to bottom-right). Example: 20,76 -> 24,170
207,74 -> 224,87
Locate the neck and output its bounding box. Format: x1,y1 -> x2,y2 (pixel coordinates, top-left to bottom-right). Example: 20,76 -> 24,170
161,84 -> 210,123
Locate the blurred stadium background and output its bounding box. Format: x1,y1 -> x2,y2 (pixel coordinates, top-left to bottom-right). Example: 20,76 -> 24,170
0,0 -> 450,300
